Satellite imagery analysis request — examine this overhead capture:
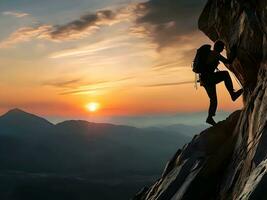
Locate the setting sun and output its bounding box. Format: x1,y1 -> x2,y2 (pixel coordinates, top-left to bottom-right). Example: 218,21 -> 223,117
86,102 -> 100,112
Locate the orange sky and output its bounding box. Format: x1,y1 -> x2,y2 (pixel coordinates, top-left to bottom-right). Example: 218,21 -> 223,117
0,0 -> 243,119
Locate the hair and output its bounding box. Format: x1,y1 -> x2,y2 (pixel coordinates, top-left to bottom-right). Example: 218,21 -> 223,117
214,40 -> 225,51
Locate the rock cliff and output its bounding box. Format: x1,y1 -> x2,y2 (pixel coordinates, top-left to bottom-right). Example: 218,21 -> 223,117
133,0 -> 267,199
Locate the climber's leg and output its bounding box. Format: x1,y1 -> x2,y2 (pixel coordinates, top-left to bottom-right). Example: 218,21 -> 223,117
204,84 -> 217,125
214,71 -> 234,94
213,71 -> 243,101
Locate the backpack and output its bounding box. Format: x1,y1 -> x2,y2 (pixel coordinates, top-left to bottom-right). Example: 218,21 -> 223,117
192,44 -> 211,74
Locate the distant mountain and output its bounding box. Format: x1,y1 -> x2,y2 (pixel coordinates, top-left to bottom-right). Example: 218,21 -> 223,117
160,124 -> 208,137
0,108 -> 53,126
0,108 -> 53,135
0,109 -> 197,200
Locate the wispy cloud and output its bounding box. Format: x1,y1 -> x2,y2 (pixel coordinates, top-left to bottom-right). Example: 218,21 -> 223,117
55,76 -> 194,95
42,79 -> 84,89
42,76 -> 135,95
151,61 -> 182,71
142,81 -> 194,88
49,36 -> 131,59
49,10 -> 116,41
59,86 -> 111,95
0,25 -> 52,48
2,11 -> 30,18
48,5 -> 137,41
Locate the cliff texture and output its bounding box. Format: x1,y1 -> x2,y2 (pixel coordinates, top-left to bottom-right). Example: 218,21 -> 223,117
133,0 -> 267,199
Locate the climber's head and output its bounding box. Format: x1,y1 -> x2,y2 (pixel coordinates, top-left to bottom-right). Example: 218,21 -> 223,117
214,40 -> 225,53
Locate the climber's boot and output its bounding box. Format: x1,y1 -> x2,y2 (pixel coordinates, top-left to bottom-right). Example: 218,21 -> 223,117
231,89 -> 244,101
206,116 -> 217,126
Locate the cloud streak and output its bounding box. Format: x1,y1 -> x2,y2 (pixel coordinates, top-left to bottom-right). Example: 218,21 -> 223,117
49,35 -> 131,59
142,81 -> 194,88
0,25 -> 52,48
151,61 -> 183,71
42,79 -> 84,89
3,11 -> 30,18
42,76 -> 135,95
49,10 -> 117,41
59,86 -> 111,95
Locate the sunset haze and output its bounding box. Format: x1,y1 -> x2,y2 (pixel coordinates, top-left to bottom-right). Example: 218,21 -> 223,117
0,0 -> 243,122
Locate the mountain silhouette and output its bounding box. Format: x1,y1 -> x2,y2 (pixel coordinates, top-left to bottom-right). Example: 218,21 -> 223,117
1,108 -> 52,125
0,108 -> 198,200
0,108 -> 53,135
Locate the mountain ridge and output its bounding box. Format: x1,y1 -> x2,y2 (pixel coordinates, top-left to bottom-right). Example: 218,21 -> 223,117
0,108 -> 192,173
0,108 -> 205,136
0,109 -> 196,200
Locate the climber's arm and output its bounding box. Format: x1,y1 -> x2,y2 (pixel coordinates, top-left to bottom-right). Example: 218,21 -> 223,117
219,44 -> 237,64
219,55 -> 234,64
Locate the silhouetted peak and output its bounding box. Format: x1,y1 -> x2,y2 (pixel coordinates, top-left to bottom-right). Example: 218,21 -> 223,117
0,108 -> 53,127
56,120 -> 134,130
5,108 -> 29,115
3,108 -> 38,118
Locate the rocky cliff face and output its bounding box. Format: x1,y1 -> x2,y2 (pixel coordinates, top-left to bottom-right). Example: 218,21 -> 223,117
133,0 -> 267,199
199,0 -> 266,102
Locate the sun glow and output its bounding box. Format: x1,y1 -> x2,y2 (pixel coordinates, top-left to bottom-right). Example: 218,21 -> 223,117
86,102 -> 100,112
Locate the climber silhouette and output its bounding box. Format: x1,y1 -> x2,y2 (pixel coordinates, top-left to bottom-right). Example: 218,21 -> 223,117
194,40 -> 243,126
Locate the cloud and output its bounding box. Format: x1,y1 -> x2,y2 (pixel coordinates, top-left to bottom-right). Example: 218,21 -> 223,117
42,76 -> 135,95
142,81 -> 194,88
0,25 -> 52,48
49,10 -> 117,41
151,61 -> 182,71
48,5 -> 136,41
0,5 -> 137,48
133,0 -> 206,49
59,77 -> 136,95
42,79 -> 84,89
49,35 -> 131,59
42,77 -> 113,89
59,86 -> 111,95
43,78 -> 112,95
2,11 -> 30,18
49,5 -> 139,41
0,1 -> 207,50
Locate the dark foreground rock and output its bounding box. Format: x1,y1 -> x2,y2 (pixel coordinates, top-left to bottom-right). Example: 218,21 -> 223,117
133,111 -> 241,200
133,0 -> 267,199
